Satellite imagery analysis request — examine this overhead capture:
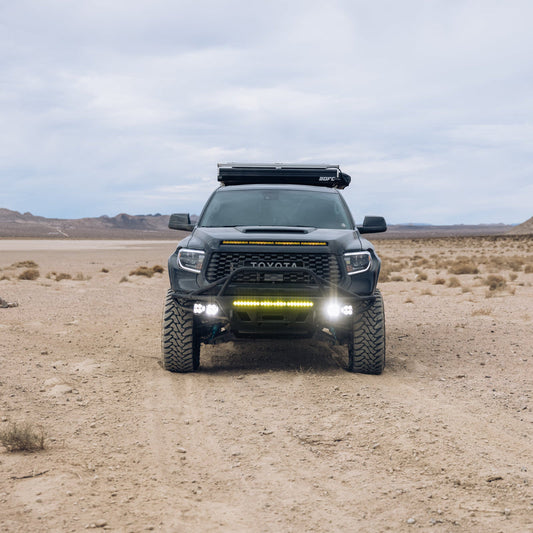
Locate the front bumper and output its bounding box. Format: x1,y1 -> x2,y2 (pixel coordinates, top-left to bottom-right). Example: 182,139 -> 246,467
169,266 -> 376,340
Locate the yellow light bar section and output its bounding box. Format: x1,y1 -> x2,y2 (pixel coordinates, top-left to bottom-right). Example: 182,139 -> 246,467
222,240 -> 327,246
233,300 -> 314,308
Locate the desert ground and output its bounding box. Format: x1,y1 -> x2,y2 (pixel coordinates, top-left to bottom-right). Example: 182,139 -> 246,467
0,236 -> 532,532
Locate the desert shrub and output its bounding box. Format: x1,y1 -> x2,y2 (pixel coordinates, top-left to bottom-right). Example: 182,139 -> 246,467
448,259 -> 479,275
447,277 -> 461,288
390,275 -> 404,282
119,276 -> 129,283
509,273 -> 518,281
378,264 -> 394,282
73,272 -> 90,281
0,275 -> 10,281
434,278 -> 446,285
55,273 -> 72,282
472,308 -> 492,316
129,266 -> 154,278
101,268 -> 109,273
483,275 -> 507,291
525,264 -> 533,274
507,258 -> 525,271
412,257 -> 430,267
421,288 -> 433,296
0,422 -> 46,452
11,260 -> 38,268
486,255 -> 525,272
18,269 -> 39,280
415,270 -> 428,281
128,265 -> 165,277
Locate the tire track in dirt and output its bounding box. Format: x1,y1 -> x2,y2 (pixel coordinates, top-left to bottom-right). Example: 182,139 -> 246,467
143,366 -> 261,531
141,335 -> 532,532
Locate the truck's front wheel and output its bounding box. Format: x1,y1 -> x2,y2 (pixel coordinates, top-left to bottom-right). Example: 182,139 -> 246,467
348,289 -> 385,375
162,290 -> 200,372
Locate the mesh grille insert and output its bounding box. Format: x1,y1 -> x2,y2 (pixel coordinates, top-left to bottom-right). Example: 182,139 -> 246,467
206,252 -> 340,284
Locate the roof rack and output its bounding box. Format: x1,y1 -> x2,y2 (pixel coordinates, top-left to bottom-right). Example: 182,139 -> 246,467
217,163 -> 351,189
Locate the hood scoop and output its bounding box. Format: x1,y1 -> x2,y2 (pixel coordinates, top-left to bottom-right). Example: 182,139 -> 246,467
238,226 -> 312,234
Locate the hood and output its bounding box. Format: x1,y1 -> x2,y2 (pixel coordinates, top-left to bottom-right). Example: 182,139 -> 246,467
186,226 -> 364,254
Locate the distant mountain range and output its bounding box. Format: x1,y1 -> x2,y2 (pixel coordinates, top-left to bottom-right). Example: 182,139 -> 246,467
0,208 -> 525,239
0,208 -> 177,239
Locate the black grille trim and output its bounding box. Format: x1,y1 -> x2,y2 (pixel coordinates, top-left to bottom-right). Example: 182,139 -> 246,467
206,252 -> 341,284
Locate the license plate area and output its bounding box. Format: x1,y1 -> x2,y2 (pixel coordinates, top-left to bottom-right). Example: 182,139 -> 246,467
264,273 -> 284,282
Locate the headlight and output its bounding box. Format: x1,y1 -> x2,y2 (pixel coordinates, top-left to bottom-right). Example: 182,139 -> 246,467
343,251 -> 371,275
177,248 -> 205,273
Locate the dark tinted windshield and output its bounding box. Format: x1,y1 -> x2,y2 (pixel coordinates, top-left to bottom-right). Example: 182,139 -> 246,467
199,188 -> 353,229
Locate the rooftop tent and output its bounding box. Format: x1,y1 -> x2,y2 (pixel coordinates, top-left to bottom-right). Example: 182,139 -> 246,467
217,163 -> 351,189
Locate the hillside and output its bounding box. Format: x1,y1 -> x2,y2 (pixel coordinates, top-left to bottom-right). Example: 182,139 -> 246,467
0,208 -> 176,239
507,216 -> 533,235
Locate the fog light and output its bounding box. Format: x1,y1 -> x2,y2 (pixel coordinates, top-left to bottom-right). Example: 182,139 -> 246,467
341,305 -> 353,316
193,303 -> 206,315
326,302 -> 341,318
205,304 -> 219,316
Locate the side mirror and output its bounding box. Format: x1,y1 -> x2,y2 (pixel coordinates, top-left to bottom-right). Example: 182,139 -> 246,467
168,213 -> 195,232
358,216 -> 387,234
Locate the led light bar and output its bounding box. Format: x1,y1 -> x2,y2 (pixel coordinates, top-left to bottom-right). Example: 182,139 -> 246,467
233,300 -> 314,308
221,240 -> 327,246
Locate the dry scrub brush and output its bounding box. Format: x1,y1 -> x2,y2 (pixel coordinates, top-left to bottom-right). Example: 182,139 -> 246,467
46,272 -> 91,281
47,271 -> 71,281
448,257 -> 479,275
376,235 -> 533,284
18,269 -> 39,280
447,277 -> 461,288
11,260 -> 38,269
129,265 -> 165,278
472,308 -> 492,316
0,421 -> 46,452
483,275 -> 507,292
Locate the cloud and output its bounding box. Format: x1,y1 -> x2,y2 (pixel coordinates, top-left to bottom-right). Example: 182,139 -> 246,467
1,0 -> 533,223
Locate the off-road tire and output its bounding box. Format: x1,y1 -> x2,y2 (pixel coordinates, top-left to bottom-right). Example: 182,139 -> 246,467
348,289 -> 385,374
162,290 -> 200,372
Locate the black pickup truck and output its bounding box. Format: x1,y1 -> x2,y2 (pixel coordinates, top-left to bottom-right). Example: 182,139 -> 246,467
162,164 -> 387,374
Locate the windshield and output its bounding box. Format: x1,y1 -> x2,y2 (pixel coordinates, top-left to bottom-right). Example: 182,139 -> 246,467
199,188 -> 353,229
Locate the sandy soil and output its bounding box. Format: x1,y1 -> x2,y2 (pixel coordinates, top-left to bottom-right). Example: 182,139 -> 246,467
0,237 -> 532,532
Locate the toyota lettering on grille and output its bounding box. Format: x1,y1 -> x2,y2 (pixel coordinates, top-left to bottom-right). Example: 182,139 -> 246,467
243,261 -> 304,269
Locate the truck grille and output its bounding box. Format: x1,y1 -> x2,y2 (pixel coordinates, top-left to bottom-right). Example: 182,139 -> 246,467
206,252 -> 341,284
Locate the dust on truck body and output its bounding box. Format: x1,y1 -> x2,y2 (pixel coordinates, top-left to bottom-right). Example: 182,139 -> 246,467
162,163 -> 387,374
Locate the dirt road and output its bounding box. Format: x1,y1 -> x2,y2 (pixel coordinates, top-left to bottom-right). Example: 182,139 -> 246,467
1,239 -> 531,532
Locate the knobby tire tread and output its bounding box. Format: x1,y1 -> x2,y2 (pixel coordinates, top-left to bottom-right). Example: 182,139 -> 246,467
348,289 -> 386,375
161,290 -> 199,372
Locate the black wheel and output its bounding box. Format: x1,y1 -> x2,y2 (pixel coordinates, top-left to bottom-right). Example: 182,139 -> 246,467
162,290 -> 200,372
348,289 -> 385,374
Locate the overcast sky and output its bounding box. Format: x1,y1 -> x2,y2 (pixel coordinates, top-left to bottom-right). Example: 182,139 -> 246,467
1,1 -> 532,224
